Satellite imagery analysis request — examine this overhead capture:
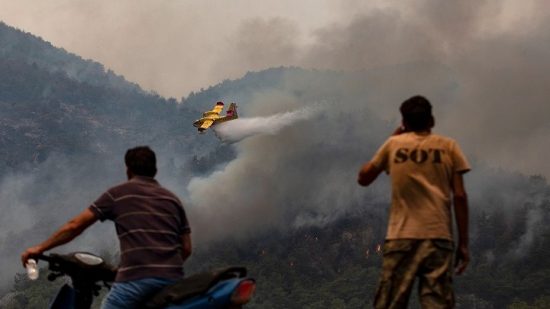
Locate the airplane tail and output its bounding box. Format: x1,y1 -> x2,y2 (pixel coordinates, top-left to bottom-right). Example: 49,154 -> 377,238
226,103 -> 238,119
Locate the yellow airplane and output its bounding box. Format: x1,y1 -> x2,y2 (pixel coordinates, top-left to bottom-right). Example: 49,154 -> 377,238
193,102 -> 238,133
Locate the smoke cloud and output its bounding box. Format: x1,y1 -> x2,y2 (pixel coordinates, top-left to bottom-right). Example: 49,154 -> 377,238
184,0 -> 550,250
186,88 -> 391,242
0,155 -> 119,290
0,0 -> 339,98
214,0 -> 550,179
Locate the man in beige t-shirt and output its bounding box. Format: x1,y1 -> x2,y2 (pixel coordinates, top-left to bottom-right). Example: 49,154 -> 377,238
358,96 -> 470,309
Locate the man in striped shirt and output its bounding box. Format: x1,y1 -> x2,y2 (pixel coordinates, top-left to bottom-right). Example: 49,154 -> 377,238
21,146 -> 192,308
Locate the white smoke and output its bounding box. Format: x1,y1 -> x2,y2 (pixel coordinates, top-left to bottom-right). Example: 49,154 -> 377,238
212,105 -> 324,143
0,174 -> 37,242
512,207 -> 543,258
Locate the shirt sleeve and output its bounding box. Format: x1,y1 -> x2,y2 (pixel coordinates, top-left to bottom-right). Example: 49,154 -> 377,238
180,206 -> 191,234
450,141 -> 471,174
88,191 -> 115,222
173,196 -> 191,234
370,138 -> 392,173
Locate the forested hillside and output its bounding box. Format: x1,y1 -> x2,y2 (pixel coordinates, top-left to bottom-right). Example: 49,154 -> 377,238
0,22 -> 143,94
1,21 -> 550,308
0,23 -> 176,170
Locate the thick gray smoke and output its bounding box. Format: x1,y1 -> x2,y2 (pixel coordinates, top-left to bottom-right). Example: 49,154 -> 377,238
213,105 -> 324,143
218,0 -> 550,179
0,155 -> 119,290
186,0 -> 550,249
186,87 -> 391,242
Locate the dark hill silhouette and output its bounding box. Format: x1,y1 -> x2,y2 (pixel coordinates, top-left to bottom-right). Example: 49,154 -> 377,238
0,21 -> 142,93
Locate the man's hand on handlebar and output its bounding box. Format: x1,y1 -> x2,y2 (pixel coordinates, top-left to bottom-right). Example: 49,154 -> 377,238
21,246 -> 44,267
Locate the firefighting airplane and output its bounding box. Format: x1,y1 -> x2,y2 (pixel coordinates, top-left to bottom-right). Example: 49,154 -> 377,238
193,102 -> 238,133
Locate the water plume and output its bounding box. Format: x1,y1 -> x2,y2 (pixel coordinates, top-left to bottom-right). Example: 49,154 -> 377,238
213,104 -> 324,143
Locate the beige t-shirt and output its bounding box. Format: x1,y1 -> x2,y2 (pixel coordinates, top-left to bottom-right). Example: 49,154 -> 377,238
371,132 -> 470,240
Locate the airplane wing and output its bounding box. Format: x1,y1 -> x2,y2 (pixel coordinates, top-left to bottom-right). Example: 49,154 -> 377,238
199,119 -> 214,131
201,102 -> 224,118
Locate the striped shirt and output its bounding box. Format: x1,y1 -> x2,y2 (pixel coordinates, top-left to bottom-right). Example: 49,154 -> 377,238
89,176 -> 190,282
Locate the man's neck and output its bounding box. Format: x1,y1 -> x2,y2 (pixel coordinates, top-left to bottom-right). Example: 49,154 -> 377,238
412,129 -> 431,135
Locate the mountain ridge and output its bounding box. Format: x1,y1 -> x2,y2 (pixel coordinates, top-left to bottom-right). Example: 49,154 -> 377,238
0,21 -> 144,95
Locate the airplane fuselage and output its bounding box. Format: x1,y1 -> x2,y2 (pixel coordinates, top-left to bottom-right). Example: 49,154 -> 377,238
193,115 -> 219,127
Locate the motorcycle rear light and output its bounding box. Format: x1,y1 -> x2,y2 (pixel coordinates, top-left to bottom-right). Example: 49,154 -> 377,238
230,279 -> 256,305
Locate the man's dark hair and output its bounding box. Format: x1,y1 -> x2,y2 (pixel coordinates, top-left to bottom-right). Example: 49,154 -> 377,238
400,95 -> 434,131
125,146 -> 157,177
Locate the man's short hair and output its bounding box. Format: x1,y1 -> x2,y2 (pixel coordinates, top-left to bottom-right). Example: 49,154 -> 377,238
400,95 -> 433,131
125,146 -> 157,177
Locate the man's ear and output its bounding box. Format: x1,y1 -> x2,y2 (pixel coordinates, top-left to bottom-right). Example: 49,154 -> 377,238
429,115 -> 435,128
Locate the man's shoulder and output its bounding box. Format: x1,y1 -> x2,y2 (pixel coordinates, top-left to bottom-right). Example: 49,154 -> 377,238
102,178 -> 156,196
428,133 -> 457,143
157,186 -> 183,203
103,178 -> 183,204
388,133 -> 462,151
147,181 -> 184,206
99,180 -> 134,199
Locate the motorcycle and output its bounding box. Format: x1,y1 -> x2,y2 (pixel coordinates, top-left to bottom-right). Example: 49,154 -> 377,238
31,252 -> 256,309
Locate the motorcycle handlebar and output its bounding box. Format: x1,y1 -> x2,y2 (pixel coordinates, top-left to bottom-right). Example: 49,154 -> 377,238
32,252 -> 117,283
34,253 -> 52,263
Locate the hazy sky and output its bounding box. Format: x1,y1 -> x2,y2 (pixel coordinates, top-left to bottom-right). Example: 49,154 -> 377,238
0,0 -> 374,97
0,1 -> 538,97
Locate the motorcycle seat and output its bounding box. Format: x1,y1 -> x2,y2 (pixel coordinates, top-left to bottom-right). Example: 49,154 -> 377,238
144,266 -> 247,308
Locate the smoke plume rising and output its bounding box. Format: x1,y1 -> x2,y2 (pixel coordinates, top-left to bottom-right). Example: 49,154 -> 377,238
184,0 -> 550,251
